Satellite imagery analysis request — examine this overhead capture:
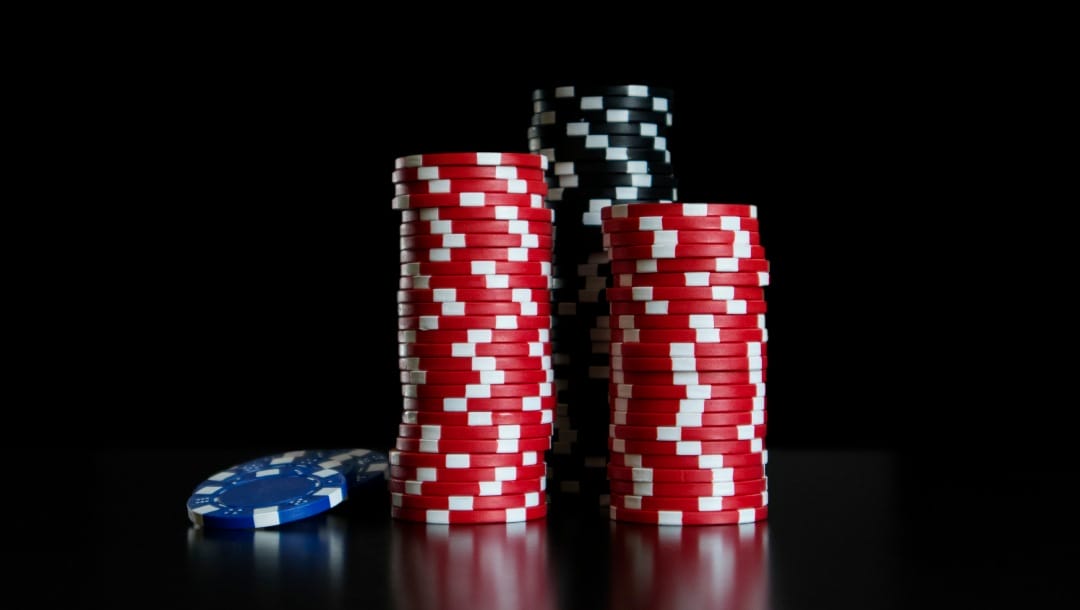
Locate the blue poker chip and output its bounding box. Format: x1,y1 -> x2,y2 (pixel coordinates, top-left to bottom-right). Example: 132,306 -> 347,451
187,462 -> 349,529
234,448 -> 389,490
326,448 -> 389,488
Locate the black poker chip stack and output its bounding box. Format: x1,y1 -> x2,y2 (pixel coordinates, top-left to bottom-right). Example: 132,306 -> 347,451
528,85 -> 678,506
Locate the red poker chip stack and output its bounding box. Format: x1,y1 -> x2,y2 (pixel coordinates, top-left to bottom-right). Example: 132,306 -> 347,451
391,152 -> 554,524
600,202 -> 770,525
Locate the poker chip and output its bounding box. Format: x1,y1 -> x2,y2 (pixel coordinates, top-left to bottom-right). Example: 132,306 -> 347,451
401,219 -> 553,236
602,215 -> 760,233
320,448 -> 390,488
400,274 -> 551,290
400,233 -> 553,250
552,160 -> 674,175
400,409 -> 554,427
531,134 -> 669,151
399,328 -> 551,346
609,451 -> 768,470
392,165 -> 546,182
611,258 -> 769,274
609,300 -> 767,316
548,173 -> 677,189
397,288 -> 550,304
394,179 -> 549,197
609,410 -> 765,427
611,396 -> 766,413
610,369 -> 765,386
395,152 -> 548,170
392,192 -> 545,211
532,85 -> 674,101
602,203 -> 757,219
397,315 -> 550,331
400,246 -> 552,263
402,206 -> 554,223
391,504 -> 548,524
399,341 -> 551,358
392,491 -> 546,511
611,383 -> 766,399
533,95 -> 670,112
537,147 -> 673,165
610,355 -> 767,372
401,382 -> 552,399
607,463 -> 766,483
398,423 -> 553,440
401,261 -> 552,277
608,438 -> 765,456
609,423 -> 767,441
606,286 -> 765,302
389,477 -> 547,497
604,230 -> 759,248
611,341 -> 765,358
399,369 -> 553,385
398,355 -> 551,372
612,271 -> 769,288
548,185 -> 677,202
186,463 -> 348,529
609,479 -> 767,497
397,301 -> 551,317
395,437 -> 552,454
531,109 -> 673,127
612,314 -> 766,330
611,491 -> 768,511
609,328 -> 768,343
609,505 -> 768,525
389,464 -> 548,483
608,244 -> 765,260
389,449 -> 542,468
529,122 -> 668,139
402,395 -> 557,412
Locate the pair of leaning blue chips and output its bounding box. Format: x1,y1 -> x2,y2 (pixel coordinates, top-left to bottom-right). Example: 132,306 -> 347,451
186,449 -> 389,529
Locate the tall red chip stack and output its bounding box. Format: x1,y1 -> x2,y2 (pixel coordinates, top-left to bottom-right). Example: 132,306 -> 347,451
601,203 -> 770,525
391,152 -> 554,524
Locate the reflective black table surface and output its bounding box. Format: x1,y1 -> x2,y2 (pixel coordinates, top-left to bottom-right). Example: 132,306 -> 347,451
38,449 -> 1067,607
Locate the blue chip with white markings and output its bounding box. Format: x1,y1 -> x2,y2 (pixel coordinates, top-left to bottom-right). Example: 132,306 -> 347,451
187,463 -> 349,529
328,448 -> 389,488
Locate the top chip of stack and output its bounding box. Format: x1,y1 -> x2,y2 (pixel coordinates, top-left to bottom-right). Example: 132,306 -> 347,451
391,152 -> 554,525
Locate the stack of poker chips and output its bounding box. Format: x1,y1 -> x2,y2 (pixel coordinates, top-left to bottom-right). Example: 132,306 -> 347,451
600,203 -> 769,525
390,152 -> 555,524
528,85 -> 678,503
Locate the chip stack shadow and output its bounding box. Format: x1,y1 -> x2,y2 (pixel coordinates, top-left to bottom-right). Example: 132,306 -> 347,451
391,152 -> 555,524
528,85 -> 678,506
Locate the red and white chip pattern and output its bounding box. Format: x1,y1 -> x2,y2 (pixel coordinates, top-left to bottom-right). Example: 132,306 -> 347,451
603,203 -> 770,524
391,153 -> 553,524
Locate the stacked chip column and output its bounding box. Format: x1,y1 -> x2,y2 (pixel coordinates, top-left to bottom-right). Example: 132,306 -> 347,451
390,152 -> 554,524
528,85 -> 677,504
600,203 -> 770,525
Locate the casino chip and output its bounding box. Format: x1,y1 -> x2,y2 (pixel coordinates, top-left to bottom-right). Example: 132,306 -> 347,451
391,152 -> 554,523
185,448 -> 389,529
602,202 -> 769,525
